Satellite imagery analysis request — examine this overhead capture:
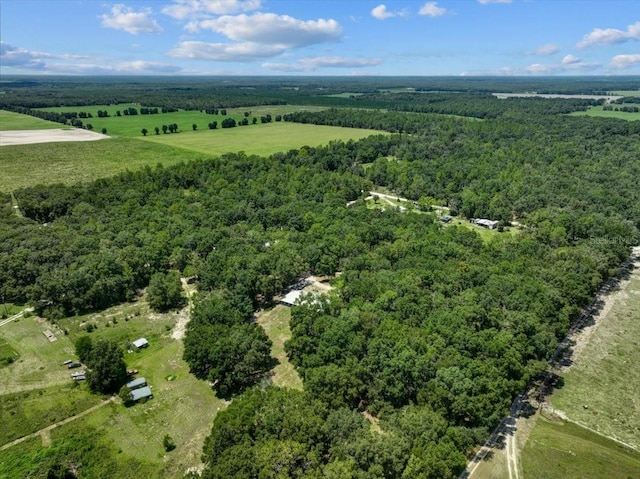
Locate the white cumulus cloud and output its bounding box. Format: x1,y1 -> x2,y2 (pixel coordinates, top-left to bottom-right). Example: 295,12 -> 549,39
478,0 -> 512,4
530,43 -> 559,56
577,21 -> 640,49
162,0 -> 262,20
167,40 -> 284,61
100,4 -> 163,34
371,5 -> 394,20
191,13 -> 342,48
609,53 -> 640,69
561,54 -> 580,65
419,2 -> 447,17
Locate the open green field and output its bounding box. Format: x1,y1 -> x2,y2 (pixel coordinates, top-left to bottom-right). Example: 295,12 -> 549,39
611,90 -> 640,97
550,256 -> 640,450
36,104 -> 329,137
256,305 -> 303,390
0,383 -> 101,444
0,297 -> 226,479
0,137 -> 209,192
1,112 -> 385,192
141,121 -> 386,157
0,109 -> 69,131
570,105 -> 640,120
521,417 -> 640,479
0,316 -> 77,395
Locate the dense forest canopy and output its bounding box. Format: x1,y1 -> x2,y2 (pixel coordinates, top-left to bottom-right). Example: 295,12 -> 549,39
1,76 -> 639,478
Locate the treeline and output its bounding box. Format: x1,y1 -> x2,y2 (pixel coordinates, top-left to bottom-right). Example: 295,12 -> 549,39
2,76 -> 639,111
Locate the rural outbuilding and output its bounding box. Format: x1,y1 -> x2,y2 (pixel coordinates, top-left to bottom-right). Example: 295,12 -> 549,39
280,290 -> 304,307
131,338 -> 149,350
126,377 -> 147,390
130,386 -> 153,402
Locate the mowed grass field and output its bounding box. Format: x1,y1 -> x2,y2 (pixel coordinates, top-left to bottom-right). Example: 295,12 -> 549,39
570,105 -> 640,120
0,109 -> 70,130
256,305 -> 303,390
142,121 -> 386,157
518,252 -> 640,479
0,137 -> 209,192
521,418 -> 640,479
0,297 -> 226,479
550,258 -> 640,450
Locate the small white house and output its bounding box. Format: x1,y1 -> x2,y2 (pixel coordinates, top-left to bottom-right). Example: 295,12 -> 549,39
280,290 -> 304,307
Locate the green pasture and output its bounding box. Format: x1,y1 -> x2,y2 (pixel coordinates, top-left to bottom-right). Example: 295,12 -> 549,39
521,417 -> 640,479
36,104 -> 329,137
551,266 -> 640,449
256,305 -> 303,390
570,105 -> 640,120
0,109 -> 69,131
0,383 -> 101,445
141,121 -> 386,157
0,137 -> 208,192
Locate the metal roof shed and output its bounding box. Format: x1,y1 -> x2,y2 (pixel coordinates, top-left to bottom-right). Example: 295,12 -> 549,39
130,386 -> 153,402
126,377 -> 147,390
131,338 -> 149,349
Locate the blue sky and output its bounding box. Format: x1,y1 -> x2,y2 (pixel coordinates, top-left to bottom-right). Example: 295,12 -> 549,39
1,0 -> 639,76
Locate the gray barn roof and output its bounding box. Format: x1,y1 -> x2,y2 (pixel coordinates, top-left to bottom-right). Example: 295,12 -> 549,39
126,377 -> 147,390
131,386 -> 153,402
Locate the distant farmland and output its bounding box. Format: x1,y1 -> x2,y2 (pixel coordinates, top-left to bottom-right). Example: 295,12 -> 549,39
0,109 -> 386,191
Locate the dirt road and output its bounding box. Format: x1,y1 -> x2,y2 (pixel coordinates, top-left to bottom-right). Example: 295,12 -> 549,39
0,307 -> 34,328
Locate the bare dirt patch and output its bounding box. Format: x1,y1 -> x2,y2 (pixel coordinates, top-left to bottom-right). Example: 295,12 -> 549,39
0,129 -> 109,146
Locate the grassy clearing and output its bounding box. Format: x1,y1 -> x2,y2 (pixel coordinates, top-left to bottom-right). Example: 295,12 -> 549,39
256,305 -> 303,390
55,296 -> 177,350
141,121 -> 386,157
0,316 -> 77,395
0,137 -> 208,192
521,417 -> 640,479
570,105 -> 640,120
0,383 -> 101,445
364,193 -> 518,243
0,298 -> 225,478
0,419 -> 159,479
82,339 -> 225,478
0,109 -> 69,131
550,259 -> 640,449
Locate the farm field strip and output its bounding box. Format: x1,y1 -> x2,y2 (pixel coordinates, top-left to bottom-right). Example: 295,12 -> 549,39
549,246 -> 640,450
140,121 -> 386,157
0,109 -> 70,131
